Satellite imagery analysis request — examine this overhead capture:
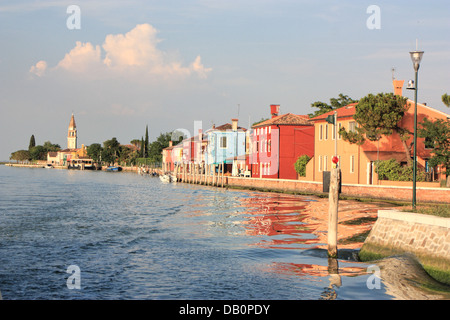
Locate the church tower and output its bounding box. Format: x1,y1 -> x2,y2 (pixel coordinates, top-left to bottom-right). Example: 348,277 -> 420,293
67,113 -> 77,149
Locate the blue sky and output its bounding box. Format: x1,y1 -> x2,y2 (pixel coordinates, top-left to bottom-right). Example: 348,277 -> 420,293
1,0 -> 449,160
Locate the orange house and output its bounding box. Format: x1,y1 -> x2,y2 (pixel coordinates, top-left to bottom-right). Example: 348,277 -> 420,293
307,81 -> 449,185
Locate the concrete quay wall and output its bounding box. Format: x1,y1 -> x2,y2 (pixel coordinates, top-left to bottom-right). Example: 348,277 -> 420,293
360,210 -> 450,273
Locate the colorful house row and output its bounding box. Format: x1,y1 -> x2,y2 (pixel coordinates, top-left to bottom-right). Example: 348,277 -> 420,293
162,104 -> 315,179
162,79 -> 449,185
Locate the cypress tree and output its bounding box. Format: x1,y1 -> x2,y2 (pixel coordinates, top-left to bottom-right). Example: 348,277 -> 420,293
144,125 -> 149,158
28,134 -> 36,150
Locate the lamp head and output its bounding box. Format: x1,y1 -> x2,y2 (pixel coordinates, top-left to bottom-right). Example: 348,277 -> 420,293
409,50 -> 424,72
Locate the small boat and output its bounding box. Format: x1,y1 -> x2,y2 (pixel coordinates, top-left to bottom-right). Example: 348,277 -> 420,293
45,164 -> 53,169
106,166 -> 122,172
159,174 -> 171,183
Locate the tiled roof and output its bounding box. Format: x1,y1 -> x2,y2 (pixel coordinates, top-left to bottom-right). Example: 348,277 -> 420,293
212,123 -> 247,131
252,113 -> 312,128
309,103 -> 358,121
69,113 -> 76,129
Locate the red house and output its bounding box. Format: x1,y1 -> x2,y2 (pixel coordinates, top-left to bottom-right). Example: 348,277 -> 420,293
249,105 -> 314,179
162,141 -> 175,172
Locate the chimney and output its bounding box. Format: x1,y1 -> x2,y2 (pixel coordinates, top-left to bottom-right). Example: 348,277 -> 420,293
393,79 -> 404,96
231,119 -> 238,131
169,141 -> 173,147
270,104 -> 280,118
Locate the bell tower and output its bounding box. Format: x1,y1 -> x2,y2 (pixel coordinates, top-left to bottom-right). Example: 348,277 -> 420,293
67,113 -> 77,149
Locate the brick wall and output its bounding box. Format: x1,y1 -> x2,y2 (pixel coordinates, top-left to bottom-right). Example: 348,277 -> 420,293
222,176 -> 450,203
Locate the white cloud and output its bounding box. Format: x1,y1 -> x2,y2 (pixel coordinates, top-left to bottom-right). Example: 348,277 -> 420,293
30,23 -> 211,80
29,60 -> 47,77
56,41 -> 102,73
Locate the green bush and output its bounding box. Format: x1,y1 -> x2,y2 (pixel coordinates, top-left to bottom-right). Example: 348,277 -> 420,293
294,155 -> 311,177
375,159 -> 426,181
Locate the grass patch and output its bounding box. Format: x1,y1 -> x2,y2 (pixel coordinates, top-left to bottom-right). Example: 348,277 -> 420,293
402,204 -> 450,218
359,243 -> 450,286
423,265 -> 450,286
339,230 -> 371,245
341,216 -> 377,225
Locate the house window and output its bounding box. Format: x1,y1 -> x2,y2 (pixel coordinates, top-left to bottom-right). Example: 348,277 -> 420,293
349,121 -> 357,133
350,155 -> 355,173
325,124 -> 328,140
268,126 -> 271,134
324,155 -> 328,171
319,156 -> 322,172
220,136 -> 227,149
319,125 -> 323,141
268,139 -> 271,153
338,123 -> 342,140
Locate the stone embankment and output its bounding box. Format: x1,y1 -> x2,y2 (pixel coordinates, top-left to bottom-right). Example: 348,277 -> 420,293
360,209 -> 450,284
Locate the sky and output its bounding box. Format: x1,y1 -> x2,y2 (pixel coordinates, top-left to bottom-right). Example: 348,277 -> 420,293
1,0 -> 449,161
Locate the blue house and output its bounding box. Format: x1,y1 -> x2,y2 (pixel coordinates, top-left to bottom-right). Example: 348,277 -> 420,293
205,119 -> 247,175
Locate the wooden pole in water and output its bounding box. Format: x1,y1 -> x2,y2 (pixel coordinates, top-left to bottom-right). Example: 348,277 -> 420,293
328,167 -> 340,258
221,162 -> 224,188
203,164 -> 206,185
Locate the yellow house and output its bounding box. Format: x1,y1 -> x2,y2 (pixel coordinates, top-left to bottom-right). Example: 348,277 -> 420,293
306,102 -> 371,184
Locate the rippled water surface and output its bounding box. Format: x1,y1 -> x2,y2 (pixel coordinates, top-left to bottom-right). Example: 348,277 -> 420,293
0,165 -> 444,300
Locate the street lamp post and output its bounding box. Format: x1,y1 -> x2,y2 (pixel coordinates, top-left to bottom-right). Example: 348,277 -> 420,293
409,48 -> 424,209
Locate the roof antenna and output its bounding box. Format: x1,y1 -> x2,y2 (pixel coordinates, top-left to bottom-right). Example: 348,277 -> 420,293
391,67 -> 396,81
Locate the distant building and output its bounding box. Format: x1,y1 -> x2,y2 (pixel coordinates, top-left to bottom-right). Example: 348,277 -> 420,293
67,113 -> 77,149
249,105 -> 314,179
205,119 -> 247,175
162,141 -> 175,172
47,113 -> 93,168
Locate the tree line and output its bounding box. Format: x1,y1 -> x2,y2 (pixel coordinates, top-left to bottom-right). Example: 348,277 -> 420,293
9,126 -> 178,167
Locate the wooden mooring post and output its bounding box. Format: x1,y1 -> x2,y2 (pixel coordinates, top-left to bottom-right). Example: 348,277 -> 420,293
221,163 -> 224,188
327,167 -> 340,258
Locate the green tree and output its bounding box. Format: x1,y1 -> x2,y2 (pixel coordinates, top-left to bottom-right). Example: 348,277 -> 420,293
148,132 -> 172,163
140,137 -> 145,158
442,93 -> 450,107
339,92 -> 412,165
28,135 -> 36,150
42,141 -> 61,152
102,137 -> 121,164
10,150 -> 30,162
130,139 -> 141,148
375,159 -> 426,182
418,117 -> 450,187
308,94 -> 358,118
29,145 -> 47,161
252,118 -> 269,126
87,143 -> 103,162
294,155 -> 311,177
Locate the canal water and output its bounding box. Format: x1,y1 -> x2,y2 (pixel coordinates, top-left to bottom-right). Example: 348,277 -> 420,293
0,165 -> 445,300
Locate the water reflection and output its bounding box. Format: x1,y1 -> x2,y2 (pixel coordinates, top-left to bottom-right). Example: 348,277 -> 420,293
227,191 -> 450,300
